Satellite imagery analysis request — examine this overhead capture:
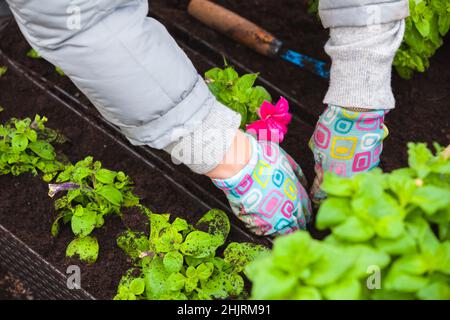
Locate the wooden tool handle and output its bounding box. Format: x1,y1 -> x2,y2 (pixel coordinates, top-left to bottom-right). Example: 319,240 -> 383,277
188,0 -> 283,57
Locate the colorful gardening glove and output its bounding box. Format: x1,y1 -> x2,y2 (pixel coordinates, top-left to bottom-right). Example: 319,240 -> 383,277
212,134 -> 312,237
309,105 -> 389,203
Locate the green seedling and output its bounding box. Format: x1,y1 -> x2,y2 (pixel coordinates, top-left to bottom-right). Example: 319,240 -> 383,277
115,209 -> 267,300
248,143 -> 450,300
205,66 -> 272,128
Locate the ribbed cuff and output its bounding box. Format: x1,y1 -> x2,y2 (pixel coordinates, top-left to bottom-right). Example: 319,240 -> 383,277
163,101 -> 241,175
323,21 -> 405,110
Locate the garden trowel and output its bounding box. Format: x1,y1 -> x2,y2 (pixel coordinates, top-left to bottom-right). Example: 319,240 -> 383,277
188,0 -> 330,78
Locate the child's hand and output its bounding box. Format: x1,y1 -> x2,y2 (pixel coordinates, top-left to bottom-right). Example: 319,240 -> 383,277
309,105 -> 389,204
211,134 -> 311,237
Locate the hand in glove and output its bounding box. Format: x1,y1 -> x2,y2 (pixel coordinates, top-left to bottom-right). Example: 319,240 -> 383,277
310,19 -> 406,203
212,133 -> 312,237
309,106 -> 389,203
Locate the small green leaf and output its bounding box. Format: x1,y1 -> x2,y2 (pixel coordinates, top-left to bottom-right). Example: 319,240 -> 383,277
172,218 -> 189,232
180,231 -> 223,259
29,140 -> 56,160
129,278 -> 145,296
204,67 -> 222,81
374,232 -> 417,255
185,276 -> 198,293
321,173 -> 354,196
117,230 -> 149,259
167,273 -> 186,291
322,278 -> 362,300
186,266 -> 197,278
374,215 -> 405,239
411,186 -> 450,215
196,262 -> 214,281
416,19 -> 430,37
11,134 -> 28,152
333,216 -> 375,242
408,143 -> 433,178
95,168 -> 117,185
196,209 -> 230,243
235,73 -> 258,90
149,214 -> 171,246
305,246 -> 355,287
163,251 -> 184,273
51,215 -> 64,237
224,67 -> 239,82
71,207 -> 97,237
96,185 -> 123,206
143,256 -> 171,299
25,129 -> 37,142
316,198 -> 351,230
224,242 -> 268,273
385,271 -> 429,293
66,236 -> 99,264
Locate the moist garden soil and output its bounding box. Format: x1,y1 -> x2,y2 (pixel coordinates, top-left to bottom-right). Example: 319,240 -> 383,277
0,59 -> 265,299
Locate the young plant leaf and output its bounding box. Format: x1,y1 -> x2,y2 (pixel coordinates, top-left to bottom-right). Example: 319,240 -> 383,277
66,236 -> 99,264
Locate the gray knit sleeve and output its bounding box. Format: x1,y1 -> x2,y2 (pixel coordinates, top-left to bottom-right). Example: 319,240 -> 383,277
323,21 -> 406,110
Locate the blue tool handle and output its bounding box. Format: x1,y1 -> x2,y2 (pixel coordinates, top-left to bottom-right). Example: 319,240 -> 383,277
281,49 -> 330,79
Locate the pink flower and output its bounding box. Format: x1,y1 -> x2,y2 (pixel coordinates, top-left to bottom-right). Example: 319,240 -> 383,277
246,97 -> 292,143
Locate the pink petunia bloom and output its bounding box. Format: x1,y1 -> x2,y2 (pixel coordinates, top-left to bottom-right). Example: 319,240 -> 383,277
246,97 -> 292,143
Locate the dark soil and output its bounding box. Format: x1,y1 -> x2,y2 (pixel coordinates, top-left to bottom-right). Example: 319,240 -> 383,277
0,60 -> 262,299
0,268 -> 34,300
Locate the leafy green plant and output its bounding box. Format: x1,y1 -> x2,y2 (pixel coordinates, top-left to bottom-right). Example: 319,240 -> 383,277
395,0 -> 450,79
205,66 -> 272,128
307,0 -> 450,79
115,209 -> 267,300
1,114 -> 145,264
0,115 -> 65,181
49,156 -> 140,263
247,143 -> 449,300
247,231 -> 391,300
